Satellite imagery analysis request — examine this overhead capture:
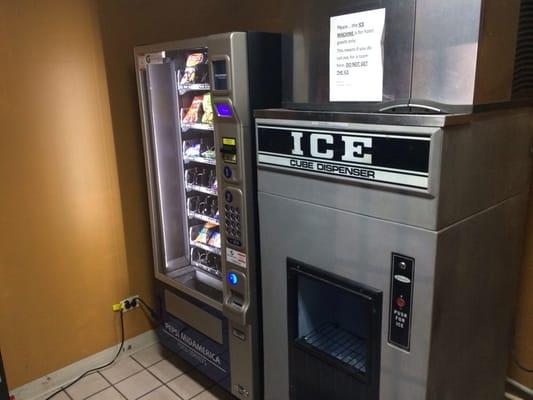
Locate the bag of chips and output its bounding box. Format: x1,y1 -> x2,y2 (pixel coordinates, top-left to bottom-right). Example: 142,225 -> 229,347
180,53 -> 205,85
182,96 -> 204,124
208,230 -> 221,248
201,93 -> 213,124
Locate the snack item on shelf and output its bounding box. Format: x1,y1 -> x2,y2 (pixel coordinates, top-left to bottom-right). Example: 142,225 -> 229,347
201,148 -> 216,159
195,226 -> 210,244
182,96 -> 203,124
184,142 -> 201,157
194,222 -> 218,245
201,93 -> 213,124
180,53 -> 205,85
208,230 -> 221,248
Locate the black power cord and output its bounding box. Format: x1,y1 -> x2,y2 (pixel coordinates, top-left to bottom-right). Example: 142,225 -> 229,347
136,297 -> 160,321
44,311 -> 125,400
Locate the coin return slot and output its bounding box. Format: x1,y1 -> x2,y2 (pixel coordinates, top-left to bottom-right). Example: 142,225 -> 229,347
230,292 -> 244,308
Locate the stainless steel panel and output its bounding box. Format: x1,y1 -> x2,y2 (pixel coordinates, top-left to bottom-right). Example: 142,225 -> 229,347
209,33 -> 255,326
165,290 -> 223,343
281,0 -> 416,110
437,109 -> 532,227
256,112 -> 533,230
411,0 -> 483,107
474,0 -> 521,104
259,192 -> 438,400
146,63 -> 188,269
207,32 -> 260,400
228,322 -> 255,400
256,117 -> 443,229
254,108 -> 473,128
427,193 -> 529,400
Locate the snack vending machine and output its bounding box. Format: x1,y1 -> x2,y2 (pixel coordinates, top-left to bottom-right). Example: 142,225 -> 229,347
134,32 -> 280,399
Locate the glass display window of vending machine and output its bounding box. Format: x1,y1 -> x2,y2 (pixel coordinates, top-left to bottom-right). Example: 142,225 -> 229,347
137,44 -> 222,305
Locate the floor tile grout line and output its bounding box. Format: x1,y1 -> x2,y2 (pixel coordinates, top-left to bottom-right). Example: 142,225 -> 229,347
98,358 -> 146,387
146,360 -> 188,385
131,382 -> 164,400
94,371 -> 127,399
163,382 -> 186,400
109,381 -> 129,400
75,371 -> 113,400
130,351 -> 165,369
109,368 -> 161,400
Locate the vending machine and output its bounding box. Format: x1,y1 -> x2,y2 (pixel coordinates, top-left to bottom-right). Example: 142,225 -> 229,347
134,32 -> 281,399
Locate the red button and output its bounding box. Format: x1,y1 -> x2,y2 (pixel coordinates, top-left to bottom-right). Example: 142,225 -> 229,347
396,297 -> 406,308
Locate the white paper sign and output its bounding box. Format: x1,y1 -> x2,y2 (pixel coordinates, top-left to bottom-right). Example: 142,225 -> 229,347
330,8 -> 386,102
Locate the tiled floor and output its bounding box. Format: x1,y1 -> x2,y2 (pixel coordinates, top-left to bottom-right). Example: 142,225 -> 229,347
37,344 -> 233,400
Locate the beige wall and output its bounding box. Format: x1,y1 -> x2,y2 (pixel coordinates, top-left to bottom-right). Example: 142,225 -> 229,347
509,195 -> 533,388
0,0 -> 281,389
0,0 -> 153,388
0,0 -> 530,391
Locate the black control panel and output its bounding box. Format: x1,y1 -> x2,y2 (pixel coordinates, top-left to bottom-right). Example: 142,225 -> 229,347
388,253 -> 414,351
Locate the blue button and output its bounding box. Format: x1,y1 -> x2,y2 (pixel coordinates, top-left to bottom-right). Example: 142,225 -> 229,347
223,166 -> 232,178
227,272 -> 239,286
225,191 -> 233,203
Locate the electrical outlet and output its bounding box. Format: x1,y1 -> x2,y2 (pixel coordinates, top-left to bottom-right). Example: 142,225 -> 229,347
120,295 -> 140,312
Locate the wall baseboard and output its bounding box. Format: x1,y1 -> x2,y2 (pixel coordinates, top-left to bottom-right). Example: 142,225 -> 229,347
507,377 -> 533,397
10,329 -> 158,400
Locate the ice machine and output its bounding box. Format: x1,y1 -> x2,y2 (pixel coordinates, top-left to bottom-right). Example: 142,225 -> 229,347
134,32 -> 281,399
255,108 -> 532,400
256,0 -> 533,399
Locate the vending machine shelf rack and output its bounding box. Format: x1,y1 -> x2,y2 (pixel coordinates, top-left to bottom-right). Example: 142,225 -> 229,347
181,122 -> 214,132
185,184 -> 218,196
178,83 -> 210,95
295,323 -> 368,375
184,155 -> 216,165
190,240 -> 221,256
192,259 -> 222,277
188,210 -> 219,225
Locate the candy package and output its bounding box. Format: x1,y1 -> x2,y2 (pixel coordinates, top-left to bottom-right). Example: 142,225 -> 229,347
183,142 -> 201,157
201,93 -> 213,124
195,226 -> 210,244
208,230 -> 221,248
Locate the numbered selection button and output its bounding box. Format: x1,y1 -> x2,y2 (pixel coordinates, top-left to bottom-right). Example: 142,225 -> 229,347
225,191 -> 233,203
223,166 -> 232,179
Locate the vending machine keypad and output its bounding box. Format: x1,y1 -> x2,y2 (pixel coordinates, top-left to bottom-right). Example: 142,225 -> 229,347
223,188 -> 244,249
225,204 -> 242,245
